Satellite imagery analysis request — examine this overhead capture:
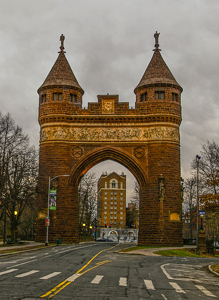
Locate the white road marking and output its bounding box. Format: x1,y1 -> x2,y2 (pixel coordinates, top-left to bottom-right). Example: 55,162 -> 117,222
0,269 -> 18,276
169,282 -> 186,293
161,294 -> 168,300
7,259 -> 38,269
91,275 -> 104,284
161,264 -> 173,280
15,270 -> 39,278
40,272 -> 61,279
66,273 -> 81,282
144,280 -> 155,290
56,244 -> 96,255
0,256 -> 36,264
161,263 -> 203,282
119,277 -> 127,286
195,285 -> 217,297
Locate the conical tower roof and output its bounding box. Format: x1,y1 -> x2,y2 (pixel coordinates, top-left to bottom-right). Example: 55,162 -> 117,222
135,32 -> 182,92
38,35 -> 84,93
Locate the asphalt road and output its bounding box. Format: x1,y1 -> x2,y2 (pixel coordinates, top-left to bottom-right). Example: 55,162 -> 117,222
0,242 -> 219,299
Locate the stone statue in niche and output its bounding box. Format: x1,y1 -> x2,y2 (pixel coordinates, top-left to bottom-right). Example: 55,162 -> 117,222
159,174 -> 165,200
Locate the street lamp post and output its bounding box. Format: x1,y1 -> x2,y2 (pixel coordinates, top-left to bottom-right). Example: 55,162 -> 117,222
45,174 -> 70,246
196,155 -> 201,252
3,207 -> 6,244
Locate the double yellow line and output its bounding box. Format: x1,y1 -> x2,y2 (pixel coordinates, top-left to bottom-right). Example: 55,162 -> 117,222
41,244 -> 118,298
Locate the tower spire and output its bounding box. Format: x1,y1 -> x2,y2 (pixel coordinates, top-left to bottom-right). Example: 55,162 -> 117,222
59,34 -> 65,53
154,31 -> 160,50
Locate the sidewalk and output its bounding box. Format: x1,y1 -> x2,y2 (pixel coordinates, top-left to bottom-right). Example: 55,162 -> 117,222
0,241 -> 45,254
119,245 -> 196,256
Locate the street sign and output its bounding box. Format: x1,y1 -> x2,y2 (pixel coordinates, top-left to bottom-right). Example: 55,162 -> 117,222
199,211 -> 205,216
45,218 -> 50,226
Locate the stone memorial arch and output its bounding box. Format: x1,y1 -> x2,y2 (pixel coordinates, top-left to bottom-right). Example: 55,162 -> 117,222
36,33 -> 183,246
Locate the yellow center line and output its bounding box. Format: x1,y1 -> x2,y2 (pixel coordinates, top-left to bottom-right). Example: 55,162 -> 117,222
40,243 -> 119,298
75,244 -> 117,274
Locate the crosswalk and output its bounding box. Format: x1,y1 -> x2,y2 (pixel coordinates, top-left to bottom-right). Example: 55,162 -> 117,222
0,268 -> 218,297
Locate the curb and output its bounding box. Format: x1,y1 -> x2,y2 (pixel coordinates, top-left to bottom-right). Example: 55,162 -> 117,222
208,265 -> 219,277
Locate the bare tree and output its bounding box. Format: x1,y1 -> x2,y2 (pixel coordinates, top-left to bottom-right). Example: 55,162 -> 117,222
191,140 -> 219,195
130,180 -> 140,207
0,112 -> 38,242
189,140 -> 219,240
78,172 -> 97,235
127,180 -> 140,228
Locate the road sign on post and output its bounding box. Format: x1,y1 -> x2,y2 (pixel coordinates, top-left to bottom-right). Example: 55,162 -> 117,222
199,211 -> 205,216
45,218 -> 50,226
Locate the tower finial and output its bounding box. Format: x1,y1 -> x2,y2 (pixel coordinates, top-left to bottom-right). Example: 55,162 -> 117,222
60,34 -> 65,52
154,31 -> 160,50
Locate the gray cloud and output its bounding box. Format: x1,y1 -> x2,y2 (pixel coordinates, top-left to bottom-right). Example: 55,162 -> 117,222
1,0 -> 219,201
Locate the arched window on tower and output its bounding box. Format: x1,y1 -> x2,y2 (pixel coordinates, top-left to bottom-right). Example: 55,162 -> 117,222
172,93 -> 178,102
140,92 -> 147,102
53,93 -> 62,101
70,94 -> 77,103
155,91 -> 165,100
41,94 -> 46,103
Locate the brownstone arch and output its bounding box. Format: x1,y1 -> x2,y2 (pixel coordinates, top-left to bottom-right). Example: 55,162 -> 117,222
70,146 -> 147,187
36,33 -> 183,246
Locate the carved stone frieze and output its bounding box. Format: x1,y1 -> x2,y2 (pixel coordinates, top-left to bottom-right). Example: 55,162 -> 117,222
40,126 -> 179,142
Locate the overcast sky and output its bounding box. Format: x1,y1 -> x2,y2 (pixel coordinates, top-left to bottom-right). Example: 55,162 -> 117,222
1,0 -> 219,203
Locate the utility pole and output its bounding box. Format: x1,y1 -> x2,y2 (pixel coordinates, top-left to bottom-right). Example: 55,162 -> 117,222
196,155 -> 201,252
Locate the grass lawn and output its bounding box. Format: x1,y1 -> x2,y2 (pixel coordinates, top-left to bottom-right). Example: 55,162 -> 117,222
120,245 -> 165,253
154,249 -> 201,257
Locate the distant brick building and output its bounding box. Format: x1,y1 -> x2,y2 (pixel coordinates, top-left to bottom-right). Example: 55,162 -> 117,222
36,32 -> 183,246
97,172 -> 126,229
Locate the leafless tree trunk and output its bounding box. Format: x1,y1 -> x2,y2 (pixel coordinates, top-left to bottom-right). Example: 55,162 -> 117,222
78,172 -> 97,235
0,112 -> 38,242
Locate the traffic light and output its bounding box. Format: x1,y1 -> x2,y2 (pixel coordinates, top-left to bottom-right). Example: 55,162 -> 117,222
109,225 -> 111,228
105,224 -> 107,228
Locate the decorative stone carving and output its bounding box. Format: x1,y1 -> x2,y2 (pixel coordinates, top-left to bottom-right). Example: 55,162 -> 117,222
40,126 -> 179,142
159,174 -> 165,201
72,146 -> 84,158
102,99 -> 114,114
134,146 -> 145,159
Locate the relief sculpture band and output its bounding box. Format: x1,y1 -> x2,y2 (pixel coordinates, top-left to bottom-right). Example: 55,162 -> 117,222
40,126 -> 179,142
